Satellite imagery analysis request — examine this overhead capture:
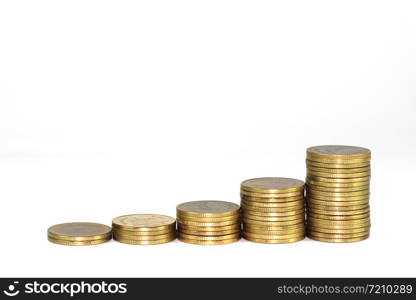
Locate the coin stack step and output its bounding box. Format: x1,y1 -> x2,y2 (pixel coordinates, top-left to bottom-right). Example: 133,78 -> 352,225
240,177 -> 306,243
112,214 -> 176,245
306,145 -> 371,242
177,201 -> 241,245
47,222 -> 112,246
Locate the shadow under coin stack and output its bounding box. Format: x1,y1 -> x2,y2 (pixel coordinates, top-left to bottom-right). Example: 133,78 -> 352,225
177,201 -> 241,245
306,145 -> 371,243
112,214 -> 176,245
47,222 -> 112,246
241,178 -> 306,243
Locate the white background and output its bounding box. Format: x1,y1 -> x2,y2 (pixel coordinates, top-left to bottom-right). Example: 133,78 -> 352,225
1,0 -> 415,277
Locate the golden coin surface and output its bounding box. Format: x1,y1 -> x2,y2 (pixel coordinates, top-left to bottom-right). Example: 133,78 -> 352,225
307,145 -> 371,160
179,237 -> 240,245
308,212 -> 370,221
307,208 -> 370,217
307,198 -> 369,206
244,235 -> 305,244
306,160 -> 370,169
307,203 -> 369,211
241,195 -> 304,203
176,201 -> 240,217
48,222 -> 112,241
307,217 -> 370,225
241,205 -> 304,213
178,223 -> 241,232
241,199 -> 304,208
306,194 -> 370,202
307,234 -> 369,243
112,228 -> 174,236
244,209 -> 304,217
176,214 -> 240,222
48,236 -> 110,246
306,185 -> 369,192
112,214 -> 176,231
244,225 -> 305,233
306,180 -> 370,188
243,218 -> 305,226
240,190 -> 304,198
306,176 -> 370,183
177,219 -> 240,227
244,227 -> 305,235
241,177 -> 304,194
307,171 -> 371,178
243,231 -> 305,239
307,230 -> 369,239
307,225 -> 370,234
178,232 -> 240,241
113,236 -> 175,245
113,232 -> 176,241
243,213 -> 304,222
307,221 -> 371,230
307,189 -> 369,197
179,228 -> 241,236
307,166 -> 370,173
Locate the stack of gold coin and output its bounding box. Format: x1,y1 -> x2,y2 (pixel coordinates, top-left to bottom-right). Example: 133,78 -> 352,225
47,222 -> 112,246
112,214 -> 176,245
306,145 -> 371,243
240,177 -> 306,243
177,201 -> 241,245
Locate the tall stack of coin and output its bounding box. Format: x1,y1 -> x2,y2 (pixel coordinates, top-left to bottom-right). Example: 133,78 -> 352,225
306,145 -> 371,243
177,201 -> 241,245
47,222 -> 112,246
240,178 -> 306,243
112,214 -> 176,245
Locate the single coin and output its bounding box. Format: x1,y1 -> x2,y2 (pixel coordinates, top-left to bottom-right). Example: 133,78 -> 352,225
47,236 -> 111,246
177,219 -> 240,227
307,212 -> 370,221
176,214 -> 240,222
178,223 -> 241,231
243,213 -> 304,222
307,225 -> 370,234
307,208 -> 370,217
244,227 -> 305,235
307,203 -> 369,211
243,231 -> 305,239
113,236 -> 176,245
305,194 -> 370,202
306,180 -> 370,188
306,221 -> 371,230
240,177 -> 304,194
241,195 -> 304,203
179,228 -> 241,236
244,209 -> 304,217
112,214 -> 176,232
243,218 -> 305,226
307,230 -> 369,239
307,166 -> 371,174
178,232 -> 241,241
307,171 -> 371,178
244,225 -> 305,233
307,216 -> 370,225
240,190 -> 304,198
306,185 -> 369,192
306,189 -> 369,197
240,205 -> 304,213
112,228 -> 174,236
306,160 -> 370,169
307,233 -> 369,243
113,232 -> 176,241
176,201 -> 240,217
307,145 -> 371,160
178,237 -> 240,245
244,235 -> 305,244
307,198 -> 369,206
306,175 -> 370,183
47,222 -> 112,241
241,199 -> 304,208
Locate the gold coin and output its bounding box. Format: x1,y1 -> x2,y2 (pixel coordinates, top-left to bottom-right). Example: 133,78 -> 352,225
306,179 -> 370,188
306,194 -> 370,202
243,218 -> 305,226
113,236 -> 176,245
307,189 -> 369,197
178,223 -> 241,232
176,214 -> 240,222
307,208 -> 370,216
243,213 -> 304,222
244,235 -> 305,244
307,166 -> 371,174
306,185 -> 369,192
307,216 -> 370,225
179,228 -> 241,236
308,212 -> 369,221
306,160 -> 370,169
240,190 -> 304,198
47,236 -> 111,246
307,230 -> 369,239
113,232 -> 176,240
178,232 -> 241,241
178,237 -> 240,245
307,221 -> 371,230
47,222 -> 112,241
241,205 -> 304,213
240,177 -> 304,194
177,219 -> 240,227
241,195 -> 304,203
307,203 -> 369,211
244,227 -> 305,235
112,214 -> 176,232
176,201 -> 240,217
241,199 -> 304,208
307,171 -> 371,178
112,228 -> 174,236
306,175 -> 370,183
307,198 -> 369,206
244,223 -> 305,232
243,231 -> 305,239
307,233 -> 369,243
307,145 -> 371,160
244,209 -> 304,217
307,225 -> 370,234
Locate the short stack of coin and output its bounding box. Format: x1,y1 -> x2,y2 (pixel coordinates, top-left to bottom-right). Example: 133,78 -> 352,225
240,178 -> 306,243
112,214 -> 176,245
47,222 -> 112,246
306,145 -> 371,243
177,201 -> 241,245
